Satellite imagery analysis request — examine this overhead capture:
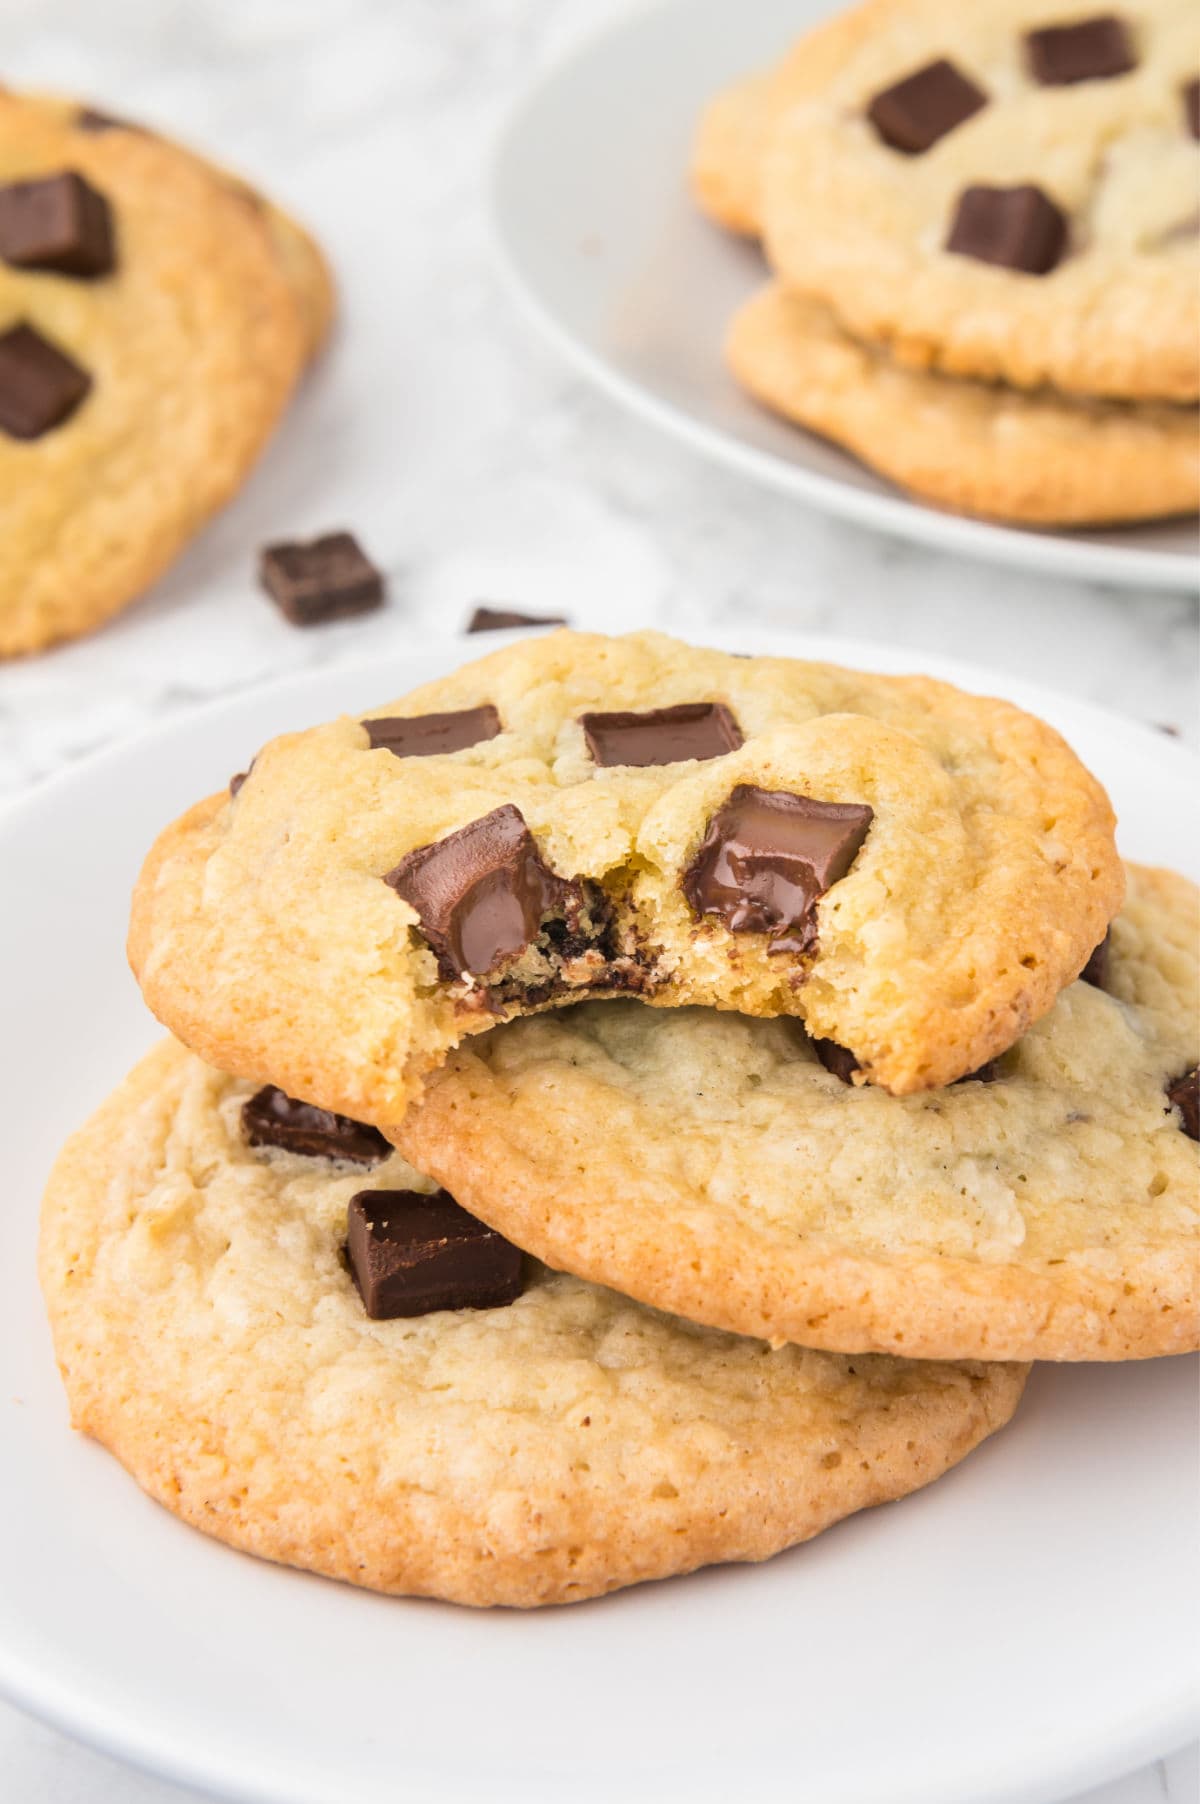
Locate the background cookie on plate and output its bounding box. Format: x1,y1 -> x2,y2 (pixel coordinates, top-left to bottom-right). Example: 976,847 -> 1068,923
0,89 -> 333,657
39,1039 -> 1027,1607
128,630 -> 1123,1113
728,283 -> 1200,524
397,864 -> 1200,1363
760,0 -> 1200,400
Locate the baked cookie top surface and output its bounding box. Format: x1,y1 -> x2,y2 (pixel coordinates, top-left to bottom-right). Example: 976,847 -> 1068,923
127,630 -> 1122,1113
397,864 -> 1200,1363
728,283 -> 1200,525
0,91 -> 329,657
38,1038 -> 1025,1607
760,0 -> 1200,400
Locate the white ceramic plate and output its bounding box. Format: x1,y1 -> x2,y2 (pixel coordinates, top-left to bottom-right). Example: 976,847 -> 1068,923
493,0 -> 1199,593
0,629 -> 1197,1804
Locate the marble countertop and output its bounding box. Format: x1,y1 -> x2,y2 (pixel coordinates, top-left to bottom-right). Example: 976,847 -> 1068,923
1,0 -> 1196,1798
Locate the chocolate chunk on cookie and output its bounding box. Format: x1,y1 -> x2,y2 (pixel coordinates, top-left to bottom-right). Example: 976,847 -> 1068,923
0,171 -> 114,277
1166,1067 -> 1199,1140
1024,14 -> 1136,86
867,59 -> 986,154
946,184 -> 1067,275
384,804 -> 578,979
242,1085 -> 389,1164
365,706 -> 501,758
346,1187 -> 524,1319
581,702 -> 743,768
260,532 -> 384,626
682,785 -> 873,956
0,321 -> 91,439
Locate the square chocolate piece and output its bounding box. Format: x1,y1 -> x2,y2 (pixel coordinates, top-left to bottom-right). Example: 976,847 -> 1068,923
259,532 -> 385,626
0,171 -> 115,278
580,701 -> 744,768
0,322 -> 91,440
242,1085 -> 389,1164
467,606 -> 567,633
867,59 -> 987,154
346,1188 -> 524,1319
1024,15 -> 1136,85
384,803 -> 576,979
946,184 -> 1067,275
364,705 -> 502,758
682,784 -> 874,957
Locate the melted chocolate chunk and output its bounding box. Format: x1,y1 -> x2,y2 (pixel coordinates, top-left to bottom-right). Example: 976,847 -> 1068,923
959,1060 -> 999,1085
1166,1067 -> 1199,1141
0,322 -> 91,440
346,1188 -> 524,1319
0,172 -> 114,278
242,1085 -> 389,1164
259,532 -> 384,626
364,705 -> 501,758
1080,929 -> 1111,990
946,184 -> 1067,274
1025,14 -> 1136,85
384,803 -> 577,979
1185,78 -> 1200,140
467,606 -> 567,633
814,1038 -> 860,1083
580,701 -> 743,768
867,58 -> 987,154
682,785 -> 873,956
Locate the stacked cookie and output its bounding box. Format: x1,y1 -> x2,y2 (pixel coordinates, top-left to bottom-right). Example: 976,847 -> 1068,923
692,0 -> 1200,525
0,89 -> 333,656
41,630 -> 1199,1606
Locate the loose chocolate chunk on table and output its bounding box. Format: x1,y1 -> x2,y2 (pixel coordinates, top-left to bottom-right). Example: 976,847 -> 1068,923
259,532 -> 385,626
1024,14 -> 1136,85
1080,929 -> 1111,991
467,606 -> 567,633
946,184 -> 1067,275
867,59 -> 987,154
364,705 -> 502,758
384,803 -> 577,979
242,1085 -> 389,1164
682,784 -> 873,956
0,321 -> 91,440
1166,1067 -> 1199,1141
346,1188 -> 524,1319
1185,78 -> 1200,140
0,172 -> 114,278
580,701 -> 743,768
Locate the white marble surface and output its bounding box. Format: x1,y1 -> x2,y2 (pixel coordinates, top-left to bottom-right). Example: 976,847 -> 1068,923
0,0 -> 1196,1798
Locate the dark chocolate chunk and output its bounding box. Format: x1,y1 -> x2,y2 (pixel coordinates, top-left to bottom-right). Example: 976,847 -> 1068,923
467,606 -> 567,633
76,106 -> 134,133
1185,78 -> 1200,140
813,1037 -> 860,1084
242,1085 -> 389,1164
1166,1067 -> 1199,1141
682,784 -> 873,956
384,803 -> 576,979
364,705 -> 502,758
259,532 -> 385,626
867,58 -> 987,154
346,1188 -> 524,1319
229,769 -> 249,797
1025,15 -> 1136,85
0,172 -> 114,278
580,701 -> 744,768
1080,929 -> 1111,990
958,1060 -> 999,1085
0,322 -> 91,440
946,184 -> 1067,274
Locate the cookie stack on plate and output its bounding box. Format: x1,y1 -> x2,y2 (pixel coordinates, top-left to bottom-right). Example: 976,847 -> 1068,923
41,630 -> 1200,1606
692,0 -> 1200,525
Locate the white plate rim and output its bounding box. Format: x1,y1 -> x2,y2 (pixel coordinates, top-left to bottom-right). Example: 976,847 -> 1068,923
490,0 -> 1200,595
